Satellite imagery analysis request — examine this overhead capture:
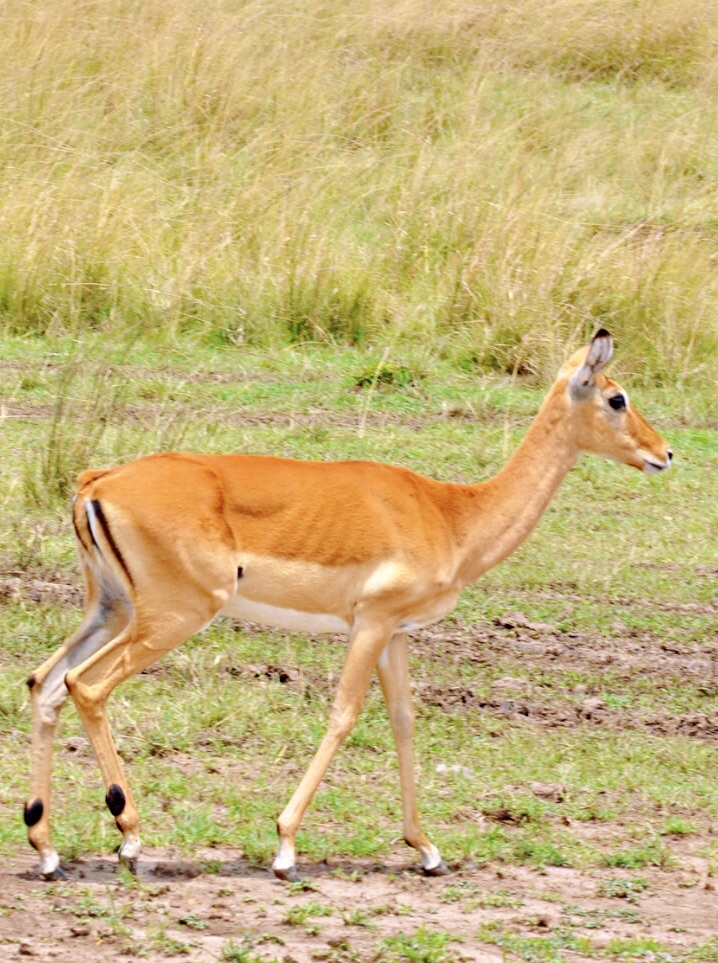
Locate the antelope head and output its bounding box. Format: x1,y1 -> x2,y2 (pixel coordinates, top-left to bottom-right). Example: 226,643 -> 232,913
558,329 -> 672,473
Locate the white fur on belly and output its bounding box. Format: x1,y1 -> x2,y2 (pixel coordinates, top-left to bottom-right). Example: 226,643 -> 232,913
220,595 -> 351,635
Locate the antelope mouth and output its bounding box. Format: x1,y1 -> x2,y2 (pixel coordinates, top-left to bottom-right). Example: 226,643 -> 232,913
642,458 -> 670,474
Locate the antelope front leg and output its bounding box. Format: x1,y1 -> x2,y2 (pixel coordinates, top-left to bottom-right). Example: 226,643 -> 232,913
273,620 -> 392,881
377,633 -> 449,875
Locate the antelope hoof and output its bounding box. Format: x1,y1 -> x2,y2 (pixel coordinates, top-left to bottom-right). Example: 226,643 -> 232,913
118,837 -> 141,876
273,865 -> 301,883
422,860 -> 451,877
37,850 -> 63,880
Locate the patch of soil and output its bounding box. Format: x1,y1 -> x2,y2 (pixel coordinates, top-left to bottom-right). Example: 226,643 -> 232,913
0,575 -> 82,606
497,588 -> 718,617
415,613 -> 718,742
2,844 -> 715,962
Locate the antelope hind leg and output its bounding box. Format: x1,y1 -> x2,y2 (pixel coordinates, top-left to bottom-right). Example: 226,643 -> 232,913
25,601 -> 129,878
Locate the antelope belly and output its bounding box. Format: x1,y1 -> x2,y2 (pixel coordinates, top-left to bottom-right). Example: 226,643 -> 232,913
220,595 -> 351,635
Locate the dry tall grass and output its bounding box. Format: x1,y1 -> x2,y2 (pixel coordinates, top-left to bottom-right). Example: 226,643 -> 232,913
2,0 -> 718,381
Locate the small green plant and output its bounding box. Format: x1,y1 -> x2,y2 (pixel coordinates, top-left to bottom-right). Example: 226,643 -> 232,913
283,901 -> 333,926
597,877 -> 649,903
688,938 -> 718,962
660,817 -> 697,836
178,913 -> 209,930
480,889 -> 525,909
67,888 -> 134,938
288,877 -> 319,893
478,923 -> 593,962
601,842 -> 672,870
256,934 -> 285,946
600,693 -> 633,710
439,881 -> 477,903
341,908 -> 374,927
148,926 -> 194,956
378,927 -> 460,962
119,939 -> 151,959
115,865 -> 141,888
312,938 -> 362,962
608,908 -> 644,925
221,937 -> 283,962
513,838 -> 569,868
331,868 -> 364,883
605,936 -> 676,958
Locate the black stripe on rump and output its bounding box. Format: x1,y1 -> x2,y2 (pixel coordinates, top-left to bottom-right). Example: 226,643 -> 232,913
91,499 -> 134,587
72,507 -> 93,555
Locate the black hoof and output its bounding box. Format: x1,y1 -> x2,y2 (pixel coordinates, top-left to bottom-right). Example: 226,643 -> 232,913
423,860 -> 451,877
273,865 -> 301,883
41,866 -> 68,881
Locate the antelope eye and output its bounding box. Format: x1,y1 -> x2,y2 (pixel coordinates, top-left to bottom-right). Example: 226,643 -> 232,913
608,394 -> 626,411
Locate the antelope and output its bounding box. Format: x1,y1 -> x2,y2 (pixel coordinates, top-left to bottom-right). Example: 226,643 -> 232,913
24,330 -> 671,882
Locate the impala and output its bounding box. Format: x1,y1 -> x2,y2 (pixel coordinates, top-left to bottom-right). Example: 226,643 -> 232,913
24,330 -> 671,881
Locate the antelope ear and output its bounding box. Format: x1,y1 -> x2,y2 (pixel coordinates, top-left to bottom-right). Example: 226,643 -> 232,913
568,329 -> 614,396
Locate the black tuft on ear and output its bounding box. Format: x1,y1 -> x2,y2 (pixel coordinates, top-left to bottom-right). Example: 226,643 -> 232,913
569,330 -> 615,396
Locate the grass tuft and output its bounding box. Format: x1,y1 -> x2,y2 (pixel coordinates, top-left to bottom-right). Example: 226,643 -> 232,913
0,1 -> 717,383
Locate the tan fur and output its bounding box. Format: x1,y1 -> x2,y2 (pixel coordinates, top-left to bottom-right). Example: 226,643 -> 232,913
24,332 -> 671,880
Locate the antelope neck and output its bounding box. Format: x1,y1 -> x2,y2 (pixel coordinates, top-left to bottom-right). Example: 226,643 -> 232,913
457,388 -> 579,585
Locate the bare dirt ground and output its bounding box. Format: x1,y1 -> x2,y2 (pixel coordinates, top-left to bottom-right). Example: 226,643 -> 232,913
2,841 -> 716,963
417,608 -> 718,741
3,580 -> 717,961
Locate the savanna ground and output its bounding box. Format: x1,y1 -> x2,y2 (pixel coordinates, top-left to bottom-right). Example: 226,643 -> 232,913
1,342 -> 716,961
1,0 -> 718,959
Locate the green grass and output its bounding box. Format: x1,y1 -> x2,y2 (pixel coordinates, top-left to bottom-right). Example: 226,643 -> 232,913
597,878 -> 649,903
221,938 -> 283,963
378,927 -> 460,963
1,1 -> 718,383
1,336 -> 716,886
479,922 -> 708,962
